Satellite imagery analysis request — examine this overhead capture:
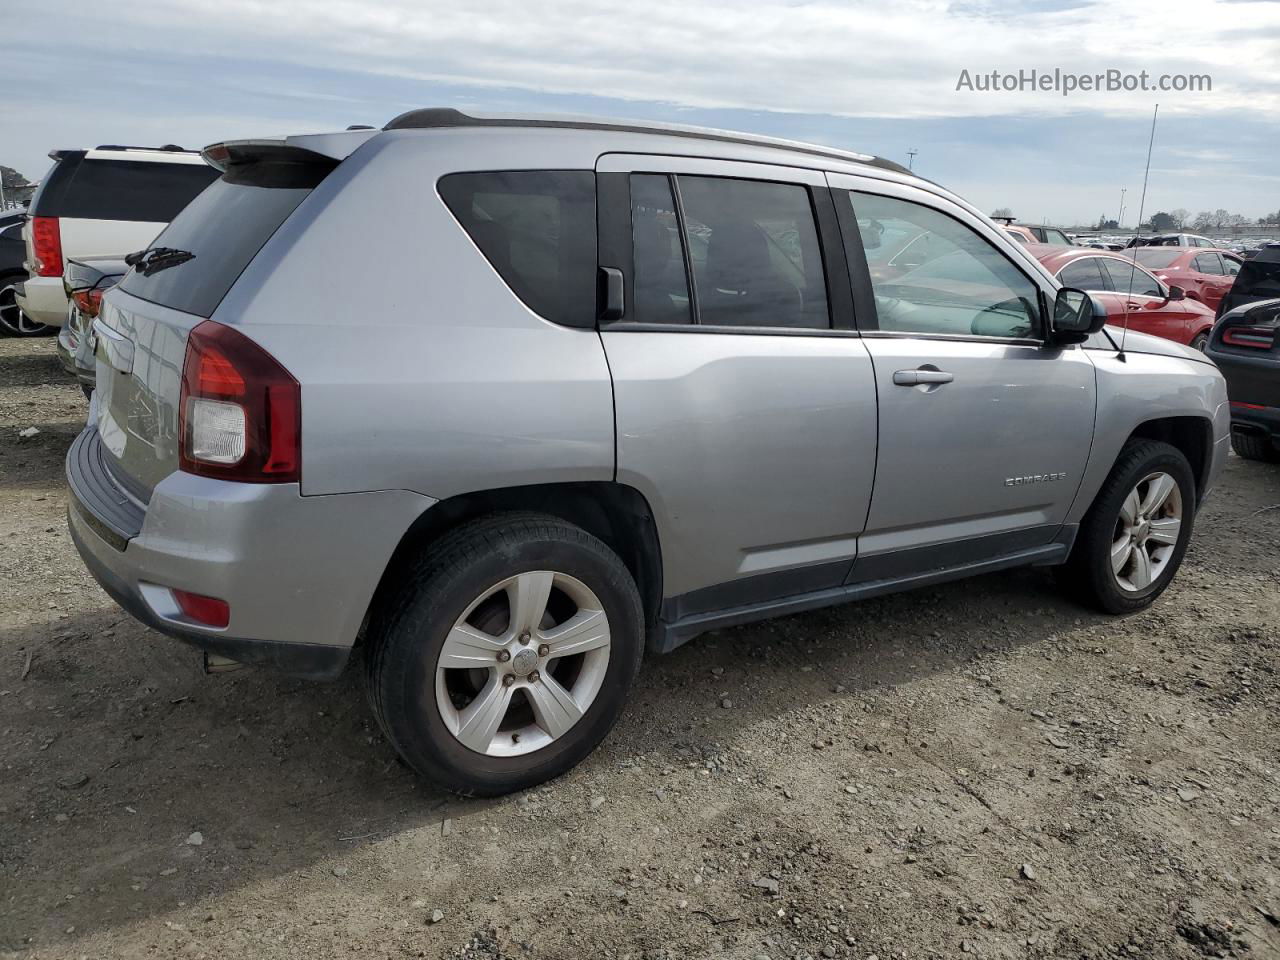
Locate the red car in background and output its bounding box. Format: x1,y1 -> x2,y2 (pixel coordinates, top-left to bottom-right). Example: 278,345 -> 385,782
1030,244 -> 1216,349
1125,246 -> 1243,314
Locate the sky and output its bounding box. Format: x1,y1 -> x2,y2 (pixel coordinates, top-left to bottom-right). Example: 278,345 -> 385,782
4,0 -> 1278,227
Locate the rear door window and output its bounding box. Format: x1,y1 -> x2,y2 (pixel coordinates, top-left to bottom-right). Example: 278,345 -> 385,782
675,176 -> 829,330
629,174 -> 693,324
1194,253 -> 1225,275
119,161 -> 329,317
1059,257 -> 1109,291
439,171 -> 596,328
33,158 -> 219,222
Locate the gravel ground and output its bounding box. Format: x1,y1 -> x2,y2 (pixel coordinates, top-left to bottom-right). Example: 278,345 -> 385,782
1,334 -> 1278,960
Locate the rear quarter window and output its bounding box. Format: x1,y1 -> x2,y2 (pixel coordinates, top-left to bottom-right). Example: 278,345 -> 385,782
118,161 -> 329,317
32,157 -> 219,222
438,171 -> 596,328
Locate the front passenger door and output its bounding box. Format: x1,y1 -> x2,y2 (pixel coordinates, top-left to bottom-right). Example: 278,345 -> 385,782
828,176 -> 1096,580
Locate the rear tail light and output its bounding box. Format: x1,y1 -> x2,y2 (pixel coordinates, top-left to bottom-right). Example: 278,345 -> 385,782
31,216 -> 63,277
1221,325 -> 1277,350
71,288 -> 104,318
178,320 -> 300,482
172,589 -> 230,628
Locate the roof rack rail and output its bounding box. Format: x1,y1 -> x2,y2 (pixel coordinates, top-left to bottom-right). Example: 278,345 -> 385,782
383,107 -> 911,175
93,144 -> 195,153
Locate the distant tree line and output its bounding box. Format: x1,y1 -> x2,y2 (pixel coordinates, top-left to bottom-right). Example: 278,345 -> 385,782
990,205 -> 1279,232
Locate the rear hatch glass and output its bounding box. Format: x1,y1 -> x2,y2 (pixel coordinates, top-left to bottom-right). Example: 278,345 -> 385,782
118,161 -> 329,318
32,155 -> 219,222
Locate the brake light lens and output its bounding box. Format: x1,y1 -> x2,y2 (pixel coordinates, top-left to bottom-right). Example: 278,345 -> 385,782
71,288 -> 104,318
1222,325 -> 1277,350
178,321 -> 300,482
172,589 -> 230,628
31,216 -> 63,277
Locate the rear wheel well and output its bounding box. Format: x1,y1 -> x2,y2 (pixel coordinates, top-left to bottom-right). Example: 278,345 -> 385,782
365,483 -> 663,643
1127,416 -> 1212,502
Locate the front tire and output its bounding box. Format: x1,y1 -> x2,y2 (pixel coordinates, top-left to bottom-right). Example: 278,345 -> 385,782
365,513 -> 644,797
1058,440 -> 1195,614
1189,332 -> 1208,352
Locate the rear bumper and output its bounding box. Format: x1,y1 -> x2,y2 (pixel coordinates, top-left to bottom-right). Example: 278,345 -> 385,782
1230,403 -> 1280,441
55,315 -> 96,388
15,275 -> 68,327
67,425 -> 436,679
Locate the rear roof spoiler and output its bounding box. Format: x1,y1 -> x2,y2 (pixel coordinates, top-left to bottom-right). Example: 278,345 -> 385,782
201,129 -> 378,171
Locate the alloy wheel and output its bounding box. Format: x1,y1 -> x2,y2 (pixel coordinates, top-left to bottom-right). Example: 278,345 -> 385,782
1111,471 -> 1182,592
435,570 -> 611,757
0,282 -> 54,336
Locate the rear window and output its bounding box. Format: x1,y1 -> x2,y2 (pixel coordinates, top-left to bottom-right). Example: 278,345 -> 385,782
119,162 -> 328,317
32,156 -> 219,222
1131,248 -> 1183,269
438,171 -> 596,328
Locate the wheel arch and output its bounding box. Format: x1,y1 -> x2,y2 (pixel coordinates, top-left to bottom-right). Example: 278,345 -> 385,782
1125,415 -> 1214,503
362,482 -> 663,645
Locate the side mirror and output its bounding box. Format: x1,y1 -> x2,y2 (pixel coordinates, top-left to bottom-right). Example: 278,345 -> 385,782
1165,284 -> 1186,302
1051,287 -> 1108,344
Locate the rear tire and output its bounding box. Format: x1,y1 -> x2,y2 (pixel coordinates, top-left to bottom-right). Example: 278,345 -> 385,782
1231,431 -> 1279,462
365,512 -> 644,797
0,275 -> 55,337
1057,439 -> 1195,614
1189,332 -> 1208,352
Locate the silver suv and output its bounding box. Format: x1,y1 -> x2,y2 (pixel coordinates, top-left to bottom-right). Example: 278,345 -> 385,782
68,109 -> 1229,796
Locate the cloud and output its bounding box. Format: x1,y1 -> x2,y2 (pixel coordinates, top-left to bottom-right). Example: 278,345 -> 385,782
3,0 -> 1277,223
19,0 -> 1280,120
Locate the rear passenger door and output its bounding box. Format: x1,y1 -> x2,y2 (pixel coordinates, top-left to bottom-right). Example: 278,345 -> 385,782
827,174 -> 1096,578
595,154 -> 878,610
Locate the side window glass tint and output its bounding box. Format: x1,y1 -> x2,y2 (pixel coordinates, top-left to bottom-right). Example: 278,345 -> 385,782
1059,258 -> 1108,291
439,171 -> 596,328
1225,257 -> 1241,276
1101,258 -> 1163,297
844,191 -> 1040,339
629,174 -> 692,324
675,176 -> 829,329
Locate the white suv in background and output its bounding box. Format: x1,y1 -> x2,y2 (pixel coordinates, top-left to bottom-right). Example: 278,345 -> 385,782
17,145 -> 219,327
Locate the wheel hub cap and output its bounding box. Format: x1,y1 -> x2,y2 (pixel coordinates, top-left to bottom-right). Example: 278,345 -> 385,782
510,647 -> 539,677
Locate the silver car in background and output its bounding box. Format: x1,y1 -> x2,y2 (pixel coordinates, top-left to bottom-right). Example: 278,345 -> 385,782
67,110 -> 1229,796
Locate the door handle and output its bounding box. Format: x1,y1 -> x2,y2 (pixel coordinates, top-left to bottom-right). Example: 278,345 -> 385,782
893,368 -> 954,386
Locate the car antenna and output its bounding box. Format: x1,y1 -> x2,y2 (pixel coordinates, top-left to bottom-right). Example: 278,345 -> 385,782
1119,103 -> 1159,362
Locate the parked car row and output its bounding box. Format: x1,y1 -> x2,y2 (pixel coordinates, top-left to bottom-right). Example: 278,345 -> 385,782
13,144 -> 217,336
0,208 -> 51,336
1030,244 -> 1217,349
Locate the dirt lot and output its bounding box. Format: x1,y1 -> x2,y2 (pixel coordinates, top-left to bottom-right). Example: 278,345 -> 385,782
1,333 -> 1277,960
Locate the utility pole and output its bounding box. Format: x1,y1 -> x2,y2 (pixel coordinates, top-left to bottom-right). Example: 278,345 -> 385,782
1117,187 -> 1127,228
906,148 -> 918,171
